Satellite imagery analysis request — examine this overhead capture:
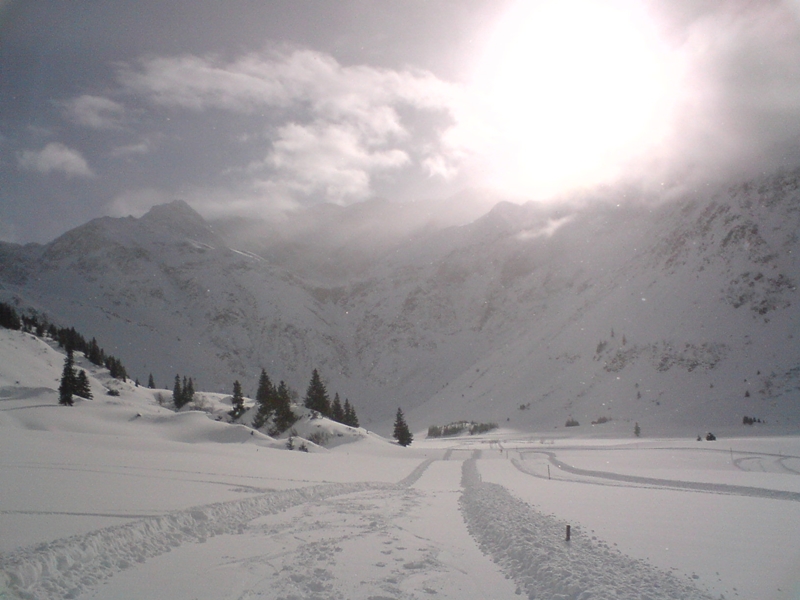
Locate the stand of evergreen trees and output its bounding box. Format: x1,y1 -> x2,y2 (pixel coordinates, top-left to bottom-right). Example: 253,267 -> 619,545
2,302 -> 368,436
58,349 -> 93,406
250,369 -> 298,436
0,301 -> 129,381
172,375 -> 195,409
302,368 -> 359,427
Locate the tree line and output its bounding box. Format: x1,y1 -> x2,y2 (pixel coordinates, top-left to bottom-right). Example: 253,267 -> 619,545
4,301 -> 415,446
0,301 -> 129,380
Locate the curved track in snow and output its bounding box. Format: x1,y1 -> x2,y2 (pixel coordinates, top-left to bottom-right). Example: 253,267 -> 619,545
514,450 -> 800,502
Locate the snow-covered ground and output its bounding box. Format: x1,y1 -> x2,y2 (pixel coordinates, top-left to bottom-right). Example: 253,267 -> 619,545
1,329 -> 799,600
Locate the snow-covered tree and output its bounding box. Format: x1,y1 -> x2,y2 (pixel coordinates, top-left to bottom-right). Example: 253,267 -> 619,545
393,407 -> 413,447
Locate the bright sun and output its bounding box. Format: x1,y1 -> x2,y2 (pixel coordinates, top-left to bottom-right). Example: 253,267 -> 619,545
472,0 -> 672,198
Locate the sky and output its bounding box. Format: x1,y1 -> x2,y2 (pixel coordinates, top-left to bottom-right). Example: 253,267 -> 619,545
2,0 -> 800,243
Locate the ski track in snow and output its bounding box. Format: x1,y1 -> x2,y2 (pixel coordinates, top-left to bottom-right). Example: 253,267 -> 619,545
513,450 -> 800,502
0,458 -> 439,600
0,452 -> 735,600
459,454 -> 714,600
0,482 -> 386,600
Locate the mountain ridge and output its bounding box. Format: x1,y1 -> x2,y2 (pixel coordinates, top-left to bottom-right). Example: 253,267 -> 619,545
1,171 -> 798,433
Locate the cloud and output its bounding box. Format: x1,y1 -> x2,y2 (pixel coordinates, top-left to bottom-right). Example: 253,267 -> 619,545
118,49 -> 453,117
118,48 -> 457,206
263,121 -> 410,203
112,8 -> 800,212
514,215 -> 575,241
110,142 -> 150,157
65,95 -> 125,129
18,142 -> 94,177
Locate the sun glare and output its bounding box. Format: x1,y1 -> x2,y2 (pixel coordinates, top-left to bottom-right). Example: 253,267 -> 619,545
472,0 -> 672,198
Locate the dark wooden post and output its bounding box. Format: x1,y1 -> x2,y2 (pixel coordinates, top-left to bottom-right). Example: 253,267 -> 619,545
566,525 -> 571,541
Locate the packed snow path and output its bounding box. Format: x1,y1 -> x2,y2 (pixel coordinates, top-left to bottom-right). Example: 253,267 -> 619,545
460,454 -> 714,600
0,453 -> 718,600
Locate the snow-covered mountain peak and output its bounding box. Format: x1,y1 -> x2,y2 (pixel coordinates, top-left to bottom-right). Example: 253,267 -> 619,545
1,169 -> 799,433
139,199 -> 217,244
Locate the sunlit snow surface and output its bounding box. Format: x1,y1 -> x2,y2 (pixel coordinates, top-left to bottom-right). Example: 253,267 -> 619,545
1,329 -> 798,600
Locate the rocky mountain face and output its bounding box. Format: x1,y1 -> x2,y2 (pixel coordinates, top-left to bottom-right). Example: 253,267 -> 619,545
1,169 -> 798,432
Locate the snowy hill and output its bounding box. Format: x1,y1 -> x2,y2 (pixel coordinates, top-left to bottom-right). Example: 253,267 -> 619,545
1,169 -> 799,434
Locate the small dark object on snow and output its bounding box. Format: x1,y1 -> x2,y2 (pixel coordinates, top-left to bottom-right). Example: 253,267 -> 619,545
706,432 -> 717,441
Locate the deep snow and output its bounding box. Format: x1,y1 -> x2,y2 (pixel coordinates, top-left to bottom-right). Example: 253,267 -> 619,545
1,329 -> 799,600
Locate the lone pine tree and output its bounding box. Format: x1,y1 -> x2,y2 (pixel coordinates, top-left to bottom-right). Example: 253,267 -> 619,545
304,369 -> 330,416
59,349 -> 77,406
252,369 -> 275,430
393,407 -> 413,447
229,380 -> 246,420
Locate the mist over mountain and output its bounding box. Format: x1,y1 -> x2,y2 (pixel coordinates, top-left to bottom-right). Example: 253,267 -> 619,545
1,170 -> 798,433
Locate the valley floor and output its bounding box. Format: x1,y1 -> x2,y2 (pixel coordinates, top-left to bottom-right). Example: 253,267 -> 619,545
1,408 -> 799,600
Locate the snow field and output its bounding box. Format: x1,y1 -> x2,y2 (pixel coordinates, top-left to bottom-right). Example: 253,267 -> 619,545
1,482 -> 386,599
89,475 -> 516,600
461,455 -> 714,600
475,446 -> 800,600
2,330 -> 799,599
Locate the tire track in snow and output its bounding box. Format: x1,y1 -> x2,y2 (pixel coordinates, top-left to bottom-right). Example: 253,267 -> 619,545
459,456 -> 714,600
0,481 -> 387,600
518,450 -> 800,502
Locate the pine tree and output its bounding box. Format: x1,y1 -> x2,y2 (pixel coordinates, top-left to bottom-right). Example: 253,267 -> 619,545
634,422 -> 641,437
173,374 -> 184,408
59,350 -> 76,406
0,302 -> 21,330
148,373 -> 155,389
87,338 -> 102,365
229,380 -> 246,419
252,369 -> 274,430
75,369 -> 92,399
303,369 -> 330,416
185,377 -> 195,405
272,380 -> 297,435
343,398 -> 359,427
393,407 -> 413,447
331,393 -> 344,423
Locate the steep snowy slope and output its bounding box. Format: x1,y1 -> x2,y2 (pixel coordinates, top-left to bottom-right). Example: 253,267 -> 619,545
1,168 -> 798,433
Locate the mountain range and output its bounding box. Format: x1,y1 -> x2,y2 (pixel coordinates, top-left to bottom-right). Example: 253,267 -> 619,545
1,168 -> 798,433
